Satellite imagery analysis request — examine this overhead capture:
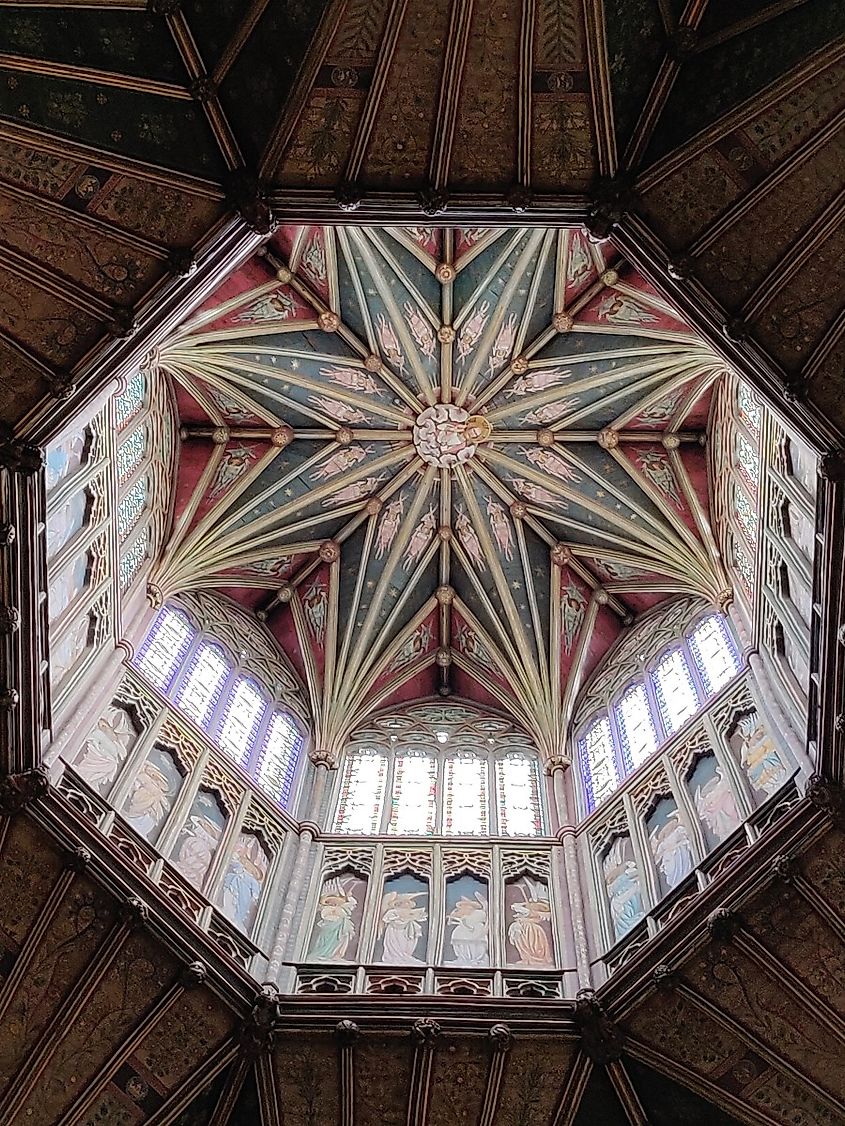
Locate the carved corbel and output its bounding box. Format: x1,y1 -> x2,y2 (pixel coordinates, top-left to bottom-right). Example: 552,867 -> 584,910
574,988 -> 624,1063
706,906 -> 742,943
0,424 -> 44,475
805,774 -> 845,826
224,170 -> 277,236
586,176 -> 637,243
0,767 -> 49,814
239,984 -> 281,1058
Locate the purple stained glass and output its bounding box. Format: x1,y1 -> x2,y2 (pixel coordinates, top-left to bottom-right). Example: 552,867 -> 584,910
255,711 -> 302,808
177,642 -> 229,727
135,607 -> 194,692
579,715 -> 618,811
218,677 -> 265,764
615,683 -> 658,772
651,648 -> 699,736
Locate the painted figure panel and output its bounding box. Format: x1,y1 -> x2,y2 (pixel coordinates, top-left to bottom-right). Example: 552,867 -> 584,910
443,874 -> 489,968
50,613 -> 91,686
647,797 -> 694,898
49,549 -> 89,621
729,710 -> 790,802
170,789 -> 227,890
602,836 -> 645,942
306,871 -> 367,962
687,753 -> 741,850
218,832 -> 269,934
374,873 -> 429,965
46,489 -> 88,558
121,744 -> 184,844
45,426 -> 87,492
73,704 -> 138,795
505,875 -> 554,968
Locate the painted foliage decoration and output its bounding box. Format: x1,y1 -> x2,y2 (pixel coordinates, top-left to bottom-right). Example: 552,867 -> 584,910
152,224 -> 730,765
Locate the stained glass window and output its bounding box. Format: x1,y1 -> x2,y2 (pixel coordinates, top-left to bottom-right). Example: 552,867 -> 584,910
688,614 -> 740,696
219,677 -> 265,762
117,426 -> 147,485
579,716 -> 618,809
256,712 -> 302,806
615,683 -> 658,770
115,372 -> 145,429
735,432 -> 759,493
136,607 -> 194,690
444,752 -> 487,835
335,749 -> 388,834
652,648 -> 699,735
118,476 -> 148,541
177,643 -> 229,726
734,483 -> 756,545
119,527 -> 149,591
736,383 -> 761,436
388,750 -> 437,834
496,752 -> 542,836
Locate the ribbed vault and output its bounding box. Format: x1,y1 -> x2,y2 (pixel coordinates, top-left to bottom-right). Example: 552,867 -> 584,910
150,225 -> 728,759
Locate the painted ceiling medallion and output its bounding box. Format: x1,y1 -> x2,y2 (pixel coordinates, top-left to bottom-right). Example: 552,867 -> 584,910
156,225 -> 729,757
413,406 -> 491,468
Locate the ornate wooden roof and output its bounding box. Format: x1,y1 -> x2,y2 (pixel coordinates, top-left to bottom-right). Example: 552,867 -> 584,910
150,224 -> 727,757
0,1 -> 842,452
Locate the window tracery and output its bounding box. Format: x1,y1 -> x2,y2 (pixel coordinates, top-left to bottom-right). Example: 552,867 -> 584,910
332,704 -> 545,838
134,600 -> 306,809
575,609 -> 741,812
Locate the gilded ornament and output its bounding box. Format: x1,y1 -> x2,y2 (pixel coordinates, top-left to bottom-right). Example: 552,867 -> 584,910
436,584 -> 454,604
436,646 -> 452,667
597,428 -> 619,450
271,425 -> 294,448
277,582 -> 294,603
319,311 -> 340,332
364,353 -> 382,372
552,312 -> 574,333
275,265 -> 293,285
336,427 -> 353,446
537,428 -> 556,447
437,325 -> 456,343
661,433 -> 680,450
511,355 -> 529,375
319,540 -> 340,563
550,543 -> 571,566
435,263 -> 456,283
600,269 -> 619,287
211,427 -> 229,445
510,500 -> 527,519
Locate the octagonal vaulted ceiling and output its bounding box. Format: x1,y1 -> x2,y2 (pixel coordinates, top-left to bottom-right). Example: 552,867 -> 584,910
150,225 -> 729,759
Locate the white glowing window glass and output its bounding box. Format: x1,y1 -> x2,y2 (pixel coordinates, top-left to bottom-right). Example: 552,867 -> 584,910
615,683 -> 658,771
118,476 -> 148,541
115,372 -> 145,429
734,484 -> 756,546
689,615 -> 740,697
117,427 -> 147,485
652,649 -> 699,736
579,716 -> 618,810
388,750 -> 436,834
136,607 -> 194,689
496,752 -> 542,836
444,752 -> 487,835
50,549 -> 89,621
335,749 -> 388,833
735,432 -> 759,492
219,677 -> 265,762
46,490 -> 87,557
256,711 -> 301,807
177,643 -> 229,726
119,528 -> 149,591
736,383 -> 761,436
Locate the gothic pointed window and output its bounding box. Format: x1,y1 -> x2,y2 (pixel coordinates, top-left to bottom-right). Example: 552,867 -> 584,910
688,614 -> 740,696
177,642 -> 229,726
579,716 -> 618,808
136,607 -> 194,691
219,677 -> 265,763
115,371 -> 145,429
444,751 -> 487,835
118,476 -> 148,542
496,752 -> 543,837
256,711 -> 302,806
389,750 -> 437,834
335,748 -> 388,834
652,648 -> 699,736
615,683 -> 657,770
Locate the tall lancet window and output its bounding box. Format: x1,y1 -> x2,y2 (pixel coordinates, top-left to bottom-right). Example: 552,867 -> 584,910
333,704 -> 545,838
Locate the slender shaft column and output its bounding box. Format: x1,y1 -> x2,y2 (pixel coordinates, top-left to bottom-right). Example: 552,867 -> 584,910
546,757 -> 592,992
267,757 -> 332,988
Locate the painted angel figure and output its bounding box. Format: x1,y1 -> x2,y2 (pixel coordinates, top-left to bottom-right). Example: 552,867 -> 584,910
403,505 -> 436,569
309,878 -> 359,961
567,234 -> 592,286
123,758 -> 174,839
221,837 -> 266,932
323,366 -> 381,396
504,366 -> 571,398
521,397 -> 579,425
636,449 -> 682,506
456,301 -> 490,364
694,764 -> 741,842
376,314 -> 406,375
302,582 -> 328,642
486,496 -> 514,560
596,293 -> 658,326
375,494 -> 406,558
323,475 -> 386,508
507,477 -> 567,510
173,813 -> 221,889
737,712 -> 788,796
311,445 -> 370,481
75,706 -> 135,792
523,447 -> 581,483
455,509 -> 486,571
235,288 -> 296,324
308,394 -> 369,424
301,235 -> 327,283
507,879 -> 553,967
649,809 -> 694,889
403,301 -> 436,360
209,445 -> 256,500
561,581 -> 587,654
487,313 -> 518,377
447,893 -> 489,967
603,839 -> 644,940
379,891 -> 427,964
